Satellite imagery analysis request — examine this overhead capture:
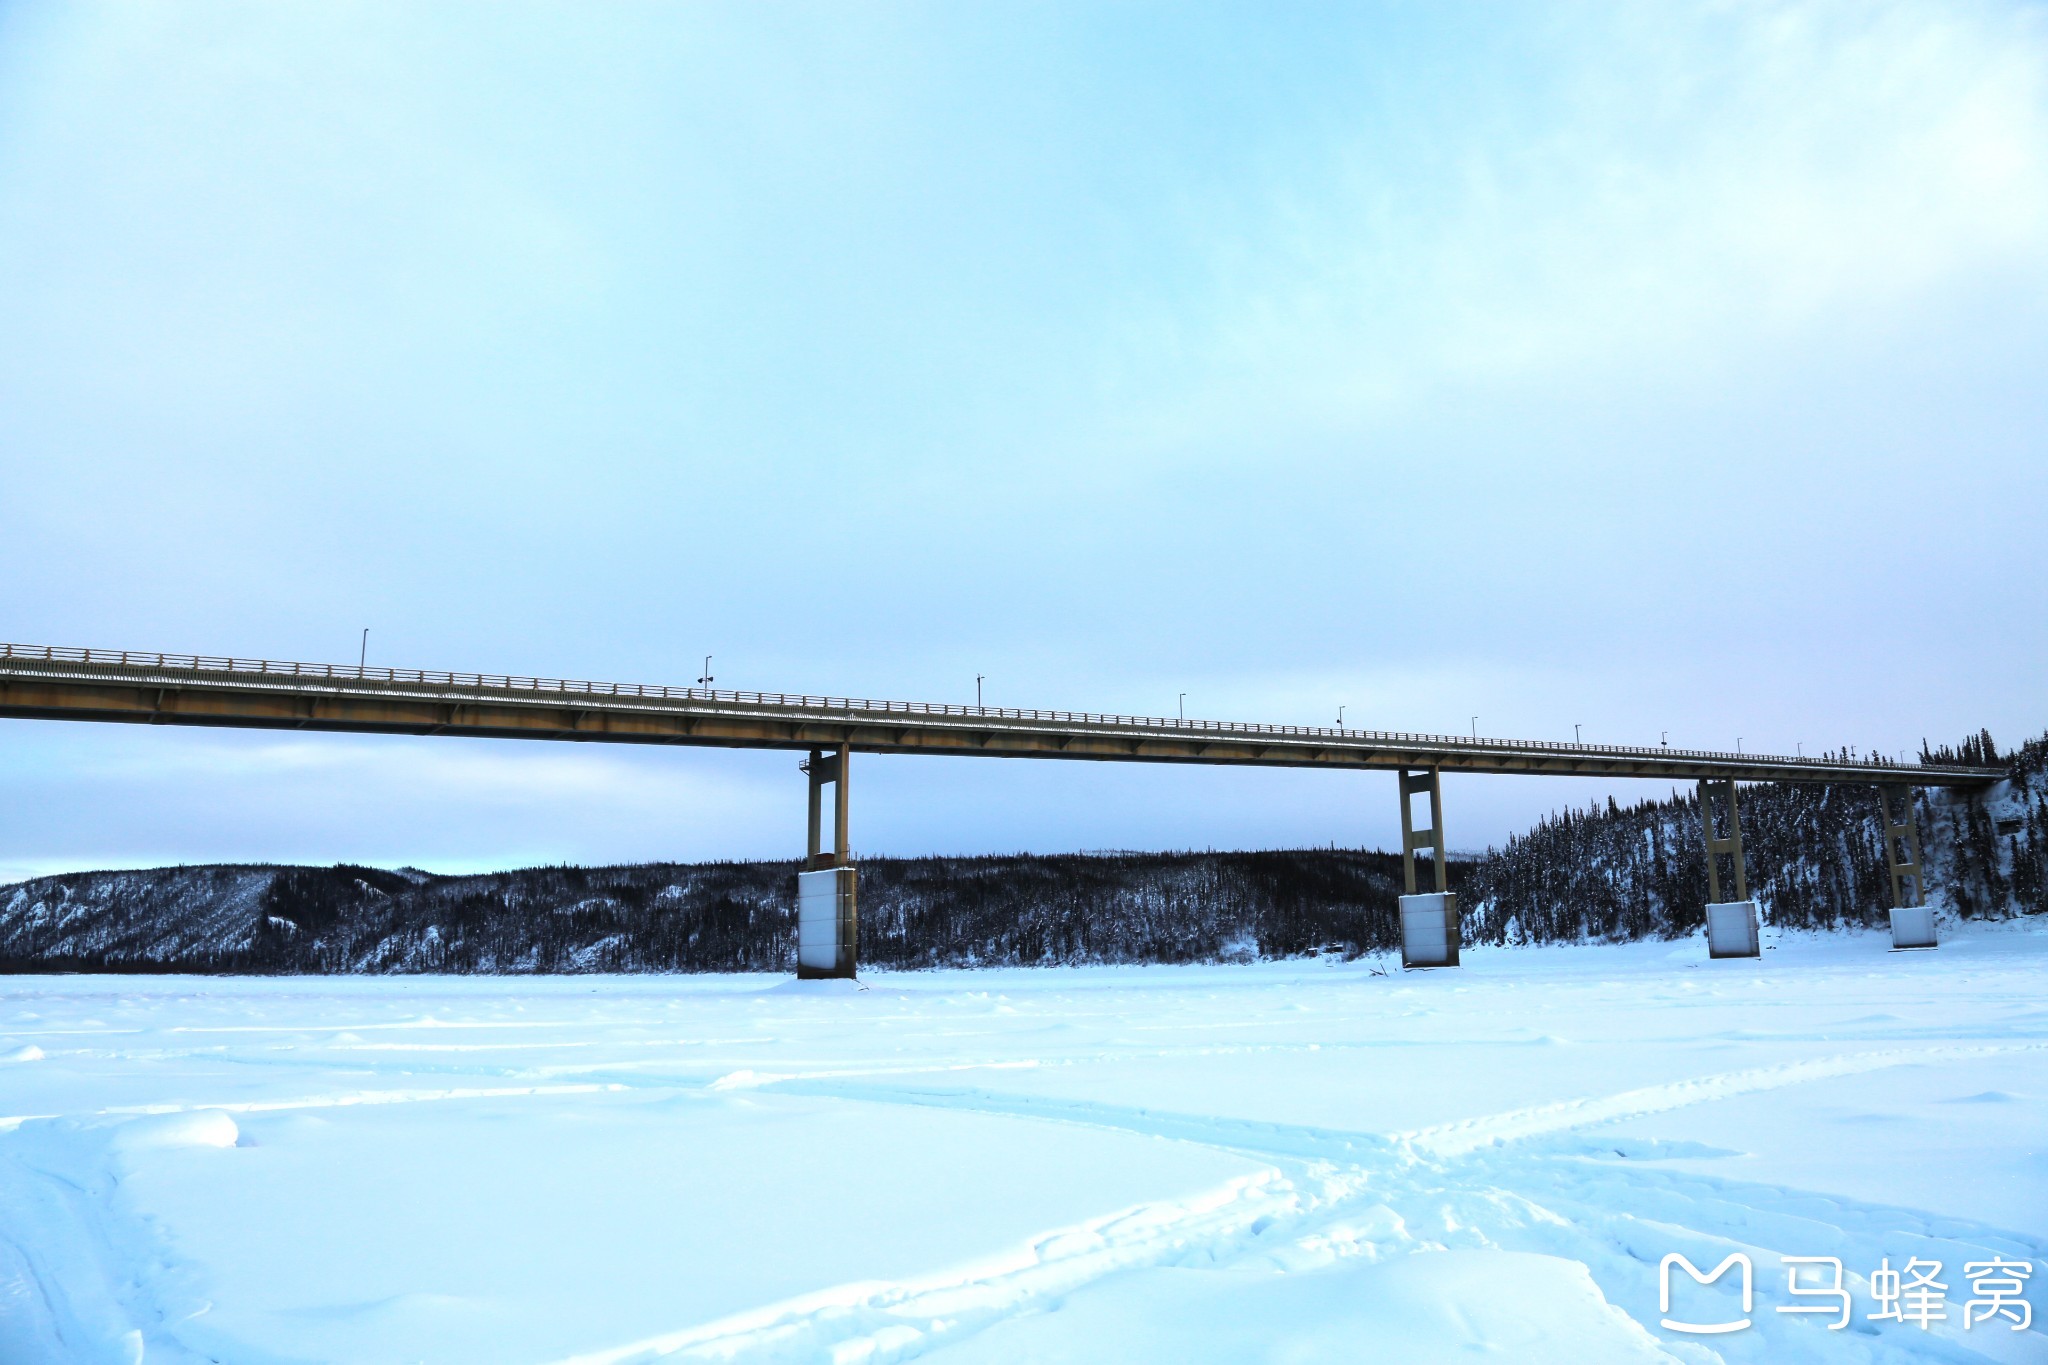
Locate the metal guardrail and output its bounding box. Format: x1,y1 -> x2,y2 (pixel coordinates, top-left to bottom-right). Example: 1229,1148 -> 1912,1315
0,641 -> 1988,779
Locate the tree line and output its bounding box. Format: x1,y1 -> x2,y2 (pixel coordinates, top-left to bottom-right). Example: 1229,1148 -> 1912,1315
3,730 -> 2040,974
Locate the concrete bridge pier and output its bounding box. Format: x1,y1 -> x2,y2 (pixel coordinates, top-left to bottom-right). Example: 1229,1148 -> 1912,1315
1699,778 -> 1760,958
1879,784 -> 1936,949
1397,766 -> 1459,968
796,743 -> 857,979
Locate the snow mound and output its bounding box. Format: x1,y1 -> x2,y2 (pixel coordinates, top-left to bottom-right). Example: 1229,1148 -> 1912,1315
110,1110 -> 241,1153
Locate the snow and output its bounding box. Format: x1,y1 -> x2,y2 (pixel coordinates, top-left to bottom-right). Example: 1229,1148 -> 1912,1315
936,1250 -> 1672,1364
2,921 -> 2045,1363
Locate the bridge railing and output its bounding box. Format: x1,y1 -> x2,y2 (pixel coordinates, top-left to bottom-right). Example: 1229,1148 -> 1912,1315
0,642 -> 1944,773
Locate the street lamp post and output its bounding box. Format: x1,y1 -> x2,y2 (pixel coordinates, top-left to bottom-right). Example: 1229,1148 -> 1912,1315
976,675 -> 984,708
359,628 -> 367,671
1178,692 -> 1186,722
1574,723 -> 1582,745
698,656 -> 714,688
1471,716 -> 1478,740
1336,705 -> 1345,728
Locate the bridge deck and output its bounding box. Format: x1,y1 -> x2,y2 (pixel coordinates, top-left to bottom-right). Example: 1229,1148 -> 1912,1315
0,643 -> 1999,786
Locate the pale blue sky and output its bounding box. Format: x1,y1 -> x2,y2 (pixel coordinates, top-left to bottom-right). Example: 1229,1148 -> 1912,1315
2,2 -> 2045,881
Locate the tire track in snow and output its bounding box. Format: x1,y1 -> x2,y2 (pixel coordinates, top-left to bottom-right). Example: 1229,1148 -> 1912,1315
547,1170 -> 1313,1365
1447,1149 -> 2048,1365
539,1082 -> 1405,1362
14,1027 -> 2037,1362
733,1078 -> 1407,1168
559,1041 -> 2046,1363
1492,1151 -> 2048,1266
732,1041 -> 2045,1170
1400,1041 -> 2048,1158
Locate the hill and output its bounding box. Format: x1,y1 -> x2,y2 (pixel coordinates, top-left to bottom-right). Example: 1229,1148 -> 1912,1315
3,730 -> 2040,973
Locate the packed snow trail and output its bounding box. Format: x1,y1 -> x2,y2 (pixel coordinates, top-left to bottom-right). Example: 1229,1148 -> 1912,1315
573,1041 -> 2046,1363
2,923 -> 2045,1362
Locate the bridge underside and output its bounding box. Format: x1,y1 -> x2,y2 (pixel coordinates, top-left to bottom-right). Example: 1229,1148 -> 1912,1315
0,669 -> 1990,786
0,644 -> 2000,978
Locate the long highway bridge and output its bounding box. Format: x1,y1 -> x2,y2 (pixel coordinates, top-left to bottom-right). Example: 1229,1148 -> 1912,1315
0,642 -> 2004,975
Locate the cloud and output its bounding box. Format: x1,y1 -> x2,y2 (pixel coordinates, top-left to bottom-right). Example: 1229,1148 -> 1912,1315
0,4 -> 2040,870
0,727 -> 792,877
1110,1 -> 2048,441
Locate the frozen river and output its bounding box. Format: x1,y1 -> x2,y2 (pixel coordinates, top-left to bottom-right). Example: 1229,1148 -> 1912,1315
3,923 -> 2045,1363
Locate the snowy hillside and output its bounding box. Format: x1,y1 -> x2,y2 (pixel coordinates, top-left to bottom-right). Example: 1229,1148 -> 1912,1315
0,850 -> 1443,974
1467,730 -> 2046,944
2,731 -> 2040,974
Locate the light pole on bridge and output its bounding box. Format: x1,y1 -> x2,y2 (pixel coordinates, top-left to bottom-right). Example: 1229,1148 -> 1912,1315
1178,693 -> 1186,723
359,628 -> 367,671
977,675 -> 984,708
698,656 -> 714,688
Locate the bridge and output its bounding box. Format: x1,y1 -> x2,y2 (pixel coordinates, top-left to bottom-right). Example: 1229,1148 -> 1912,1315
0,642 -> 2004,974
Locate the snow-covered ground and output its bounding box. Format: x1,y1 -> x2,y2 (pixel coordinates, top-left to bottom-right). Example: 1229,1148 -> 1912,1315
3,922 -> 2045,1364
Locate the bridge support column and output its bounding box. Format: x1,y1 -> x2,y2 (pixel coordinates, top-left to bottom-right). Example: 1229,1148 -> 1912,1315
1699,779 -> 1759,959
796,743 -> 857,979
1397,767 -> 1459,968
1879,785 -> 1936,950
